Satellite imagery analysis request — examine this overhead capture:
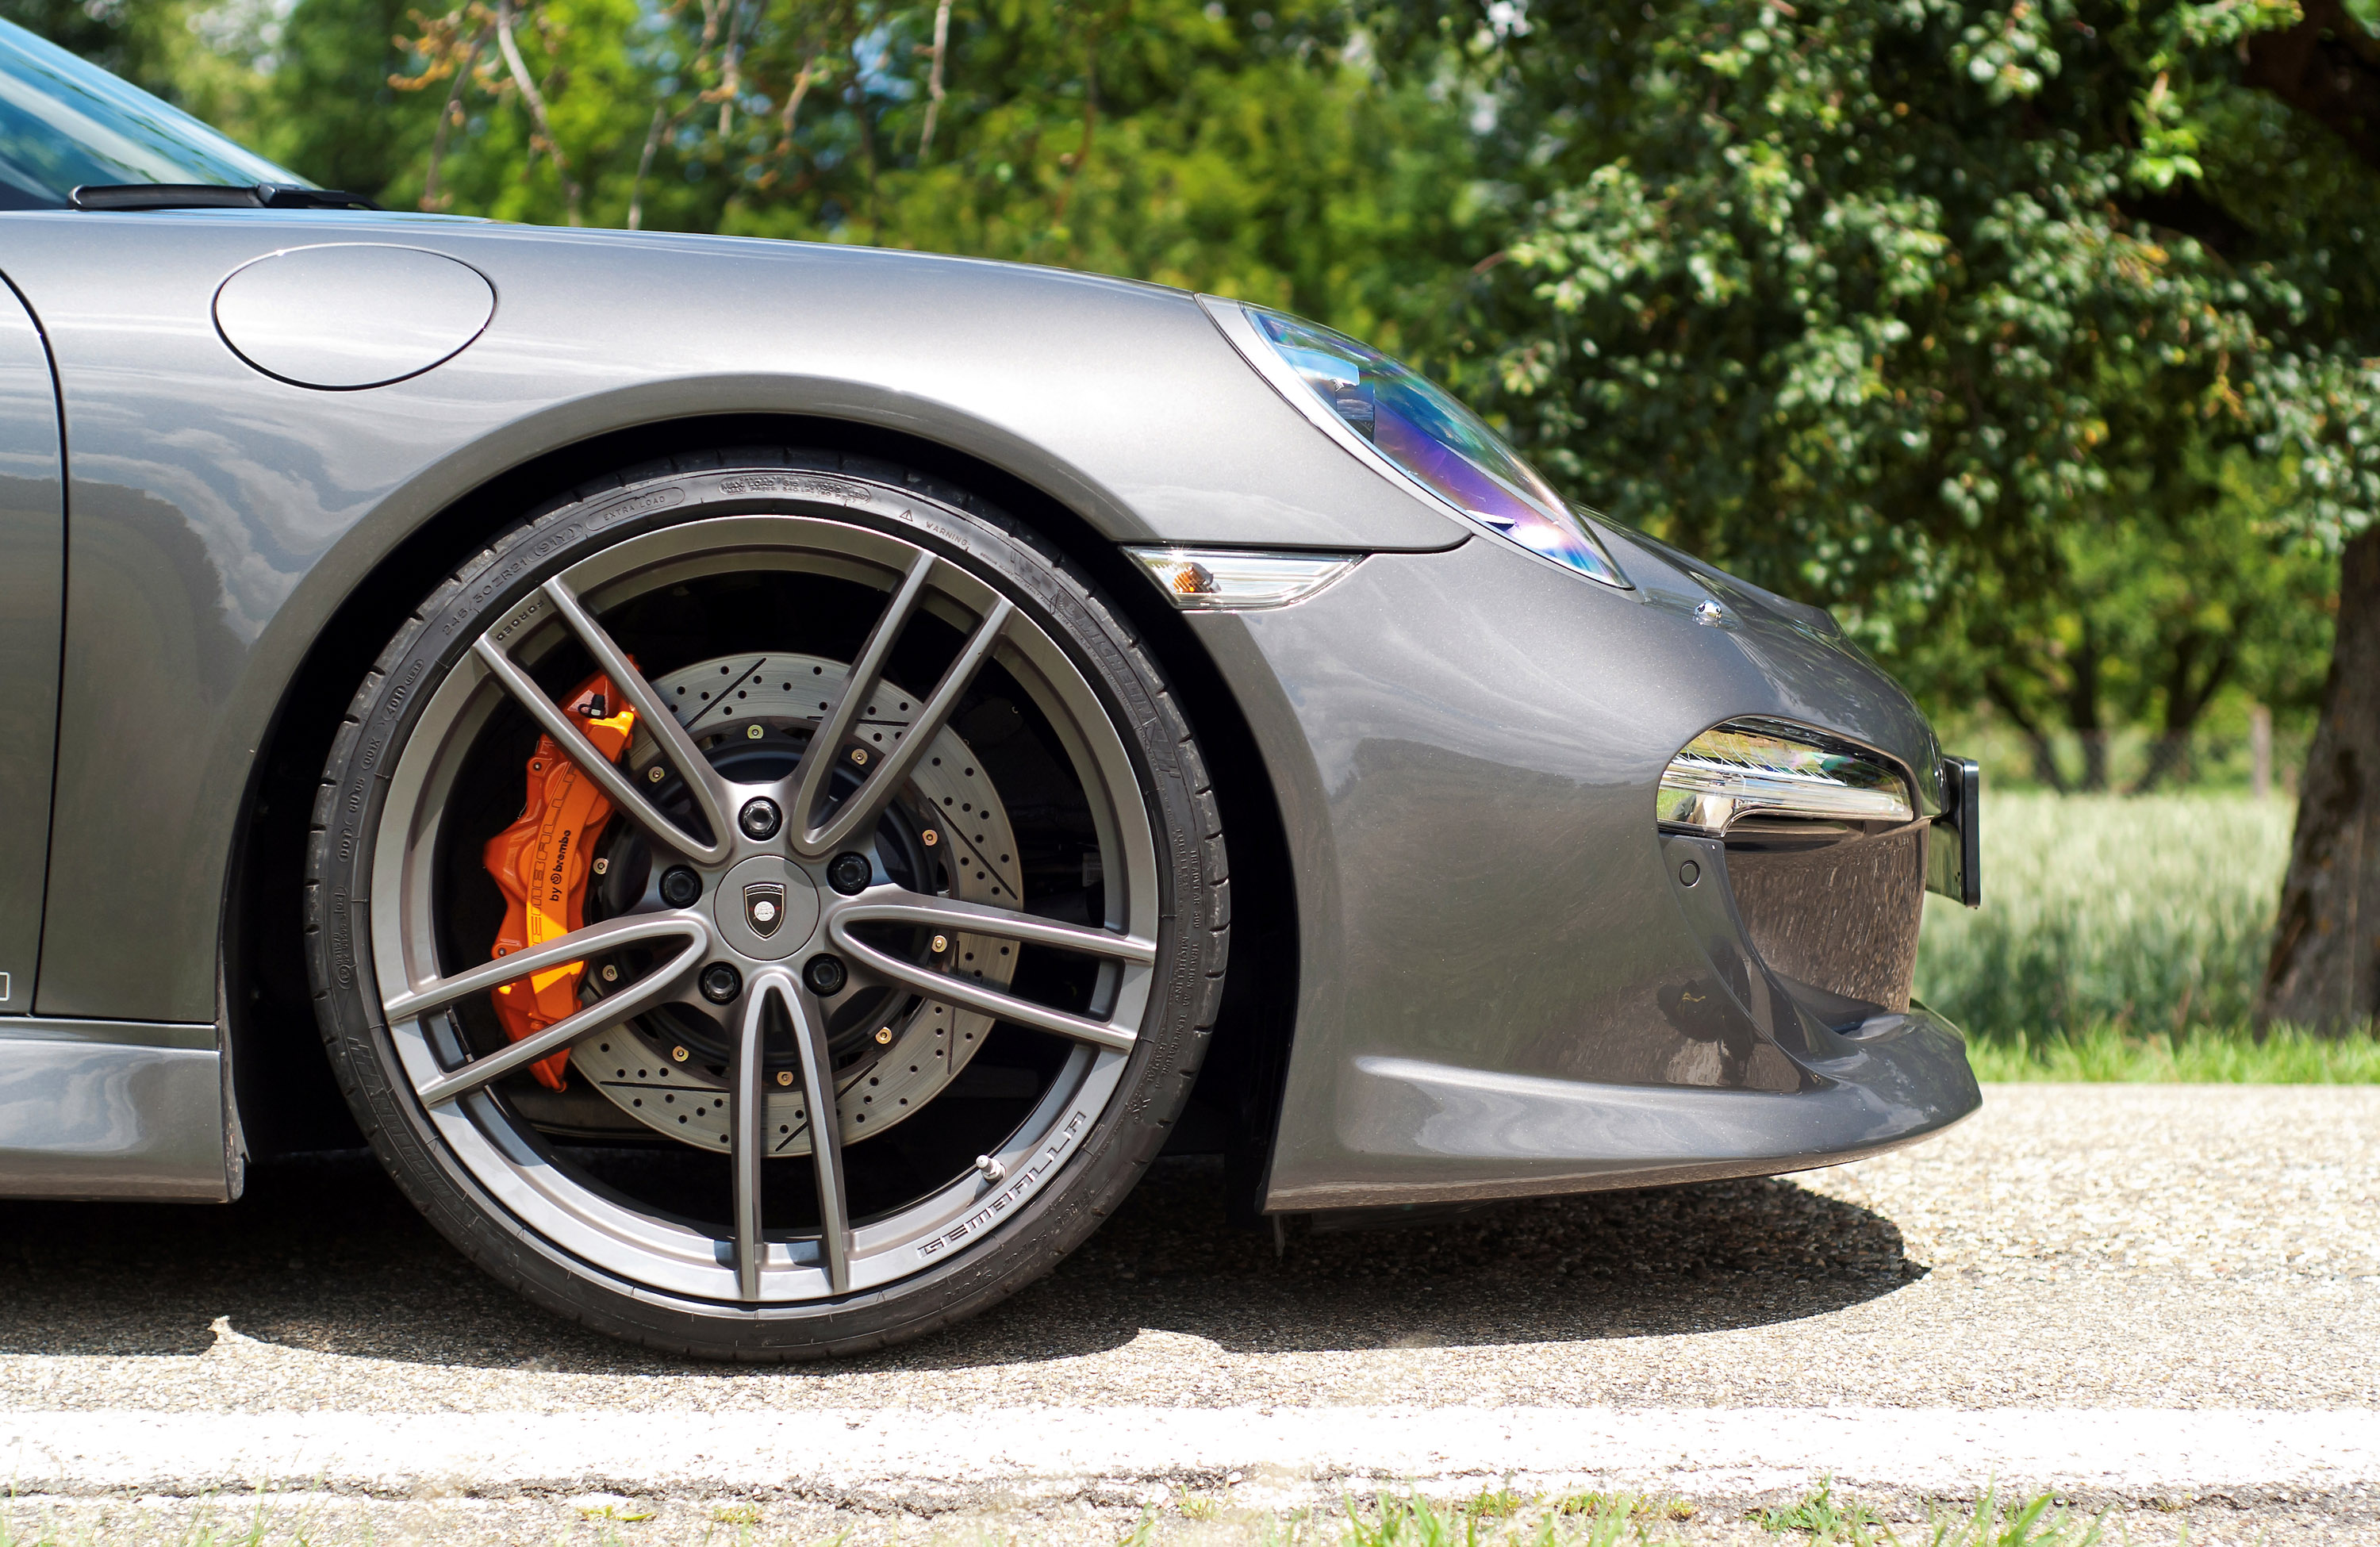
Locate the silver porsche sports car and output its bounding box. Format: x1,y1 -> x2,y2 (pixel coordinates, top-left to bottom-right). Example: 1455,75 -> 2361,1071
0,19 -> 1980,1357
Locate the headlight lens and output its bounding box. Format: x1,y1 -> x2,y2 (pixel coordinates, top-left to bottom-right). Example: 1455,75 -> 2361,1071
1657,720 -> 1913,835
1227,302 -> 1627,589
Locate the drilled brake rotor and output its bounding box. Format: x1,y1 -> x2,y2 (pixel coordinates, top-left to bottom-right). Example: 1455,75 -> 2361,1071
567,652 -> 1023,1156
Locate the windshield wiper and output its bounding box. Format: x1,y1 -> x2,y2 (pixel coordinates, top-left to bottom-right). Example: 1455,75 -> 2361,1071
68,182 -> 375,212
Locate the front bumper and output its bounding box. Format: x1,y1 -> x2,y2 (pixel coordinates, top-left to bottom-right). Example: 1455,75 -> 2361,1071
1182,529 -> 1982,1212
1311,1003 -> 1977,1208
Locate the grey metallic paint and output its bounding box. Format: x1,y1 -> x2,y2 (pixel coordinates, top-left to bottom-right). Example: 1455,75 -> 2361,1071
0,1021 -> 230,1200
0,277 -> 61,1017
213,244 -> 497,389
1187,532 -> 1964,1208
0,211 -> 1461,1026
0,209 -> 1978,1208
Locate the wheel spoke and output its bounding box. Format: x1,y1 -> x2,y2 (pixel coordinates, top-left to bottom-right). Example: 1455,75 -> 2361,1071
793,593 -> 1015,858
473,633 -> 728,866
730,973 -> 778,1302
542,576 -> 735,850
413,923 -> 711,1106
782,975 -> 851,1294
787,551 -> 933,854
833,888 -> 1157,965
827,909 -> 1139,1054
384,912 -> 705,1019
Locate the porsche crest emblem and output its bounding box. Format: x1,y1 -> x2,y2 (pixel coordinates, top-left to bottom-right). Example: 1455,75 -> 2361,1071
743,881 -> 787,939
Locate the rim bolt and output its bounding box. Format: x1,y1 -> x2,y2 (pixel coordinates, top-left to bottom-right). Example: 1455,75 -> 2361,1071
777,1070 -> 794,1088
874,1027 -> 893,1046
739,797 -> 782,841
671,1045 -> 691,1062
850,747 -> 869,766
922,829 -> 939,847
930,934 -> 949,954
660,866 -> 701,907
803,954 -> 847,996
647,766 -> 666,784
601,964 -> 619,982
827,852 -> 873,895
700,962 -> 742,1003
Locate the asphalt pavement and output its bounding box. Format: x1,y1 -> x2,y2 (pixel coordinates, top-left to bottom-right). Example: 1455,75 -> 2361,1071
0,1084 -> 2371,1541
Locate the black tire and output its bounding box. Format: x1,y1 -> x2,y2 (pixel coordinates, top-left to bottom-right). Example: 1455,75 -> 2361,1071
305,448 -> 1228,1359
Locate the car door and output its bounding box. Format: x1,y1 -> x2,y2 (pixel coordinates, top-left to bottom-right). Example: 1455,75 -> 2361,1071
0,274 -> 61,1015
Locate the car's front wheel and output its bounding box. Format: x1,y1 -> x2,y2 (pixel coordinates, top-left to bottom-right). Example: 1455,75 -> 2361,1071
305,450 -> 1227,1358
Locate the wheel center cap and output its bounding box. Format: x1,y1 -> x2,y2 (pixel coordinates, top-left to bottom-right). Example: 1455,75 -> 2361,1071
715,854 -> 822,961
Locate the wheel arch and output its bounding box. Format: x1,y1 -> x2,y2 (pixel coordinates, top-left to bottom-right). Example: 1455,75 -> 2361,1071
224,410 -> 1300,1200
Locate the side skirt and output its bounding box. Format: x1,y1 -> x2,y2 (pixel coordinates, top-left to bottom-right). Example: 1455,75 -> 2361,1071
0,1019 -> 233,1201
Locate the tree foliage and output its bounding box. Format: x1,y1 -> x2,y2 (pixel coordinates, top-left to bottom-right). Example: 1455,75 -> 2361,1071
1398,2 -> 2370,724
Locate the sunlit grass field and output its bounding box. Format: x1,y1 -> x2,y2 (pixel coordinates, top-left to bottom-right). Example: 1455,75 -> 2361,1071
1913,790 -> 2380,1081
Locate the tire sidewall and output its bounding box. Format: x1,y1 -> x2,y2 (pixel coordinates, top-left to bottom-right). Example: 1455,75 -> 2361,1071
307,453 -> 1218,1358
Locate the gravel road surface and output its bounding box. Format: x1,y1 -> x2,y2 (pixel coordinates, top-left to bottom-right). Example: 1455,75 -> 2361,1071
0,1084 -> 2370,1541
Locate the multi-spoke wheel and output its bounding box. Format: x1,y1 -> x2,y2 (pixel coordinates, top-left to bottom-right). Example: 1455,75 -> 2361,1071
306,452 -> 1227,1357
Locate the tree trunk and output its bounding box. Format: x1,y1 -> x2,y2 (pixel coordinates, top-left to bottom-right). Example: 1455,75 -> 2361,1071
2064,620 -> 2107,793
2257,526 -> 2380,1035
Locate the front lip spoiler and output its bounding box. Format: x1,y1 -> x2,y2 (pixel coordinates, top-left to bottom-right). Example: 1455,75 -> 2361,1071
1268,1004 -> 1980,1213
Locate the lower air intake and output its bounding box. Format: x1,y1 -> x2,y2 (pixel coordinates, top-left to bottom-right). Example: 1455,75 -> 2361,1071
1724,825 -> 1927,1015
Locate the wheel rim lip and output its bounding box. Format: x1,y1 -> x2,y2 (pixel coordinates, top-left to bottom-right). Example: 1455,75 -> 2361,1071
366,509 -> 1162,1307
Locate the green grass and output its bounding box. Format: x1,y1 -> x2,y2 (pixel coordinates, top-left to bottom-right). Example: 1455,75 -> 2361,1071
1914,791 -> 2294,1038
1910,790 -> 2380,1079
1325,1486 -> 2105,1547
1964,1019 -> 2380,1081
1748,1482 -> 2106,1546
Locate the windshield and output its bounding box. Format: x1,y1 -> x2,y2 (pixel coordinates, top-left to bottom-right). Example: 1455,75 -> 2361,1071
0,17 -> 306,209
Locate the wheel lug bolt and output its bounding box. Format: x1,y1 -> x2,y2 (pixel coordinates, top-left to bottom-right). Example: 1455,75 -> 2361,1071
647,766 -> 666,784
874,1027 -> 893,1045
700,962 -> 742,1003
922,829 -> 939,847
850,747 -> 869,766
777,1070 -> 794,1087
930,934 -> 949,954
803,954 -> 847,996
827,851 -> 873,894
672,1045 -> 691,1062
601,964 -> 619,982
739,797 -> 782,840
660,866 -> 701,906
593,857 -> 609,876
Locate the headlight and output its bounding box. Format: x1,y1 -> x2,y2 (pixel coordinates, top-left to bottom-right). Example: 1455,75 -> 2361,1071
1657,720 -> 1913,835
1203,298 -> 1628,589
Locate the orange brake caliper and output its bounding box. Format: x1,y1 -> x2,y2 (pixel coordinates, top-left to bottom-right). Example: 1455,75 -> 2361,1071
482,670 -> 640,1090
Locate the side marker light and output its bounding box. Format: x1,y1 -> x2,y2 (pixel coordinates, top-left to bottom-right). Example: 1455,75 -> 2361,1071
1123,547 -> 1358,611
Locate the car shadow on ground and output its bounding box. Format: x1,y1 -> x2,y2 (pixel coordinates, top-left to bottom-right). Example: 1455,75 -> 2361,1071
0,1151 -> 1921,1370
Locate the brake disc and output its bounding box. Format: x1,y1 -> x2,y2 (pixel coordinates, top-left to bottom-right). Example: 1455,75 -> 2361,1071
566,652 -> 1022,1156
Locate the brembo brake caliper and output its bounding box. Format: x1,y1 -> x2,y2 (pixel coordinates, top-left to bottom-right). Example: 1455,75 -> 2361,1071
482,670 -> 639,1089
